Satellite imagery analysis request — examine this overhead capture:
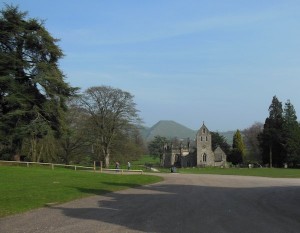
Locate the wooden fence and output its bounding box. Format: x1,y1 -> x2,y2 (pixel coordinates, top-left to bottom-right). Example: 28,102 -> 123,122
0,160 -> 143,174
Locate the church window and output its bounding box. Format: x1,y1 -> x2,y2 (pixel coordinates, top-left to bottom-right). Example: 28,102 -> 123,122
206,136 -> 208,141
200,136 -> 202,141
203,154 -> 207,162
203,128 -> 206,133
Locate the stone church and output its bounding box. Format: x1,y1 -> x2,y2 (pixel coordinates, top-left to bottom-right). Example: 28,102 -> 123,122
162,123 -> 227,167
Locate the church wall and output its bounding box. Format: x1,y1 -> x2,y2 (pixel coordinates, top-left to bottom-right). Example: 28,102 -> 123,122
214,161 -> 227,167
164,149 -> 182,167
162,123 -> 227,168
196,124 -> 215,167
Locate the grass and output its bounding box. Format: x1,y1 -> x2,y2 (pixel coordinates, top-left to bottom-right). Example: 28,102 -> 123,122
133,156 -> 300,178
108,155 -> 161,171
3,157 -> 298,218
131,155 -> 160,166
0,165 -> 163,218
177,167 -> 300,178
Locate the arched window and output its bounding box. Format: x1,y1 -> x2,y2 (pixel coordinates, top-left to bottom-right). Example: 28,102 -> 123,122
200,136 -> 202,141
203,128 -> 206,133
203,153 -> 207,162
206,136 -> 208,141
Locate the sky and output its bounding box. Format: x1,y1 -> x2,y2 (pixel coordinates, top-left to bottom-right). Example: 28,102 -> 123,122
4,0 -> 300,131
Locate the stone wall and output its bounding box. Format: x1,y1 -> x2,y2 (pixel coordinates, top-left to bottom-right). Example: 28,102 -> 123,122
162,123 -> 227,168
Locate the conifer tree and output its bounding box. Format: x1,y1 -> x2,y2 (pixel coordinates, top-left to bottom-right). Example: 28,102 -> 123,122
283,100 -> 300,166
0,5 -> 76,159
211,132 -> 231,156
230,130 -> 245,164
258,96 -> 284,167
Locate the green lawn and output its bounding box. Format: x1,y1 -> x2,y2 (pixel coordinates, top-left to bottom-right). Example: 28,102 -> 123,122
131,155 -> 160,166
132,156 -> 300,178
107,155 -> 161,171
178,167 -> 300,178
0,166 -> 163,217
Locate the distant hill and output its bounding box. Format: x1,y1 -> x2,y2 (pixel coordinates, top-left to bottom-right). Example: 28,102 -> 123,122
140,120 -> 234,145
142,120 -> 196,141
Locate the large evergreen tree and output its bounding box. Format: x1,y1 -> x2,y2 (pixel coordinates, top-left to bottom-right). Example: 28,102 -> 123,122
0,5 -> 76,159
229,130 -> 245,165
258,96 -> 284,167
282,100 -> 300,166
211,132 -> 231,156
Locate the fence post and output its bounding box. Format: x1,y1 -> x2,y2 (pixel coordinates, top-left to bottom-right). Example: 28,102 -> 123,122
93,161 -> 96,172
51,164 -> 54,170
100,161 -> 102,173
75,165 -> 77,171
27,162 -> 29,167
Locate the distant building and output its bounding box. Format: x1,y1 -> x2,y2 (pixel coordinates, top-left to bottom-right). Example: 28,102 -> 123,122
162,123 -> 227,167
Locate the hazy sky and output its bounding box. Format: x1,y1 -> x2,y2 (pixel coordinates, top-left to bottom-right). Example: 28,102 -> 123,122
4,1 -> 300,131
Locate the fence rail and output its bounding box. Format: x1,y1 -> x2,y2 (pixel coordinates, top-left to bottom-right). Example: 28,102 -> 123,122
0,160 -> 143,174
102,168 -> 144,174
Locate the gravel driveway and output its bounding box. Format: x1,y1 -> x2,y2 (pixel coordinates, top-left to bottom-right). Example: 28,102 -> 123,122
1,173 -> 300,233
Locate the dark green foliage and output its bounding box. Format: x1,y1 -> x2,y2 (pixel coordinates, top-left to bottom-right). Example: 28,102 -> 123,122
211,131 -> 231,155
229,149 -> 242,165
258,96 -> 285,167
284,126 -> 300,166
282,100 -> 300,166
148,136 -> 168,165
228,130 -> 245,165
148,135 -> 168,156
0,5 -> 76,159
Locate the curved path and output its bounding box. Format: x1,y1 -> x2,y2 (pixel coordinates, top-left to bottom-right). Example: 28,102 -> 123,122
1,173 -> 300,233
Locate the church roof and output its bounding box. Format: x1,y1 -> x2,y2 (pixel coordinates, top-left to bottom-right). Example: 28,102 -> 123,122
197,122 -> 210,135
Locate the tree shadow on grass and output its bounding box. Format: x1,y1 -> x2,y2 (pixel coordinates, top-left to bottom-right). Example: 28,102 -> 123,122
68,182 -> 148,196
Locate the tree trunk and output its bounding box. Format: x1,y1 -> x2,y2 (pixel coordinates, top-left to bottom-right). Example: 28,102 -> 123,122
160,153 -> 165,167
37,144 -> 43,162
103,144 -> 110,168
269,145 -> 273,168
31,136 -> 37,162
105,154 -> 110,168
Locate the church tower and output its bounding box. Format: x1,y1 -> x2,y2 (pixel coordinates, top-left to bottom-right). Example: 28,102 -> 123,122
196,123 -> 214,166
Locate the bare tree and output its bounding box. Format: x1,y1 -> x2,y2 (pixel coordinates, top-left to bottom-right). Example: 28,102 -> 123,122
243,122 -> 263,163
79,86 -> 141,167
58,99 -> 91,164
